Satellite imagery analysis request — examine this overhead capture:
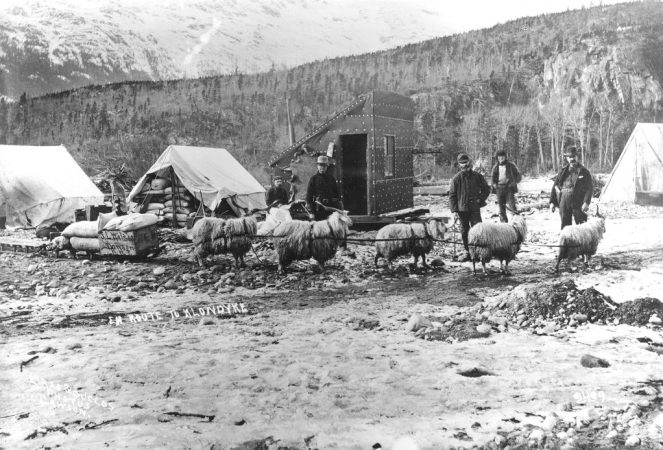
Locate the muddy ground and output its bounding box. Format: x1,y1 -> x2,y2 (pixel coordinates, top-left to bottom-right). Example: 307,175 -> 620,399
2,178 -> 663,450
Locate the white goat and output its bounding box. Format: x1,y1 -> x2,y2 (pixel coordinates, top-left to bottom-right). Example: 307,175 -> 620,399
191,217 -> 227,267
224,216 -> 258,268
468,214 -> 527,276
272,211 -> 352,274
191,216 -> 258,268
555,215 -> 606,274
374,219 -> 446,269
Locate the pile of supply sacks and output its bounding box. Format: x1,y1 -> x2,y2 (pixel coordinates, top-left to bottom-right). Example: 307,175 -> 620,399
60,221 -> 100,253
134,176 -> 196,228
59,212 -> 160,255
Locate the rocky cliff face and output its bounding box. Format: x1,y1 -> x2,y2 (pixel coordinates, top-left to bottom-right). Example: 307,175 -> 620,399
542,37 -> 663,111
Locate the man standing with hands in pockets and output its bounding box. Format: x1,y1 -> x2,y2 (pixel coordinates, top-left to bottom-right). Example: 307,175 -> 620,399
549,146 -> 594,229
491,150 -> 522,222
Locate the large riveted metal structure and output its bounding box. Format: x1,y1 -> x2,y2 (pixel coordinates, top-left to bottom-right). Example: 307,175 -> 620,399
268,91 -> 416,224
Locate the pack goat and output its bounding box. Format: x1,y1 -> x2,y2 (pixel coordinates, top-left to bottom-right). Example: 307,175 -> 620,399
374,219 -> 446,269
272,211 -> 352,274
468,214 -> 527,276
191,215 -> 258,268
555,213 -> 606,274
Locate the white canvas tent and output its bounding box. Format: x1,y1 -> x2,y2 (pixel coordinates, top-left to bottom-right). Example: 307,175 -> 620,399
600,123 -> 663,205
127,145 -> 266,214
0,145 -> 104,227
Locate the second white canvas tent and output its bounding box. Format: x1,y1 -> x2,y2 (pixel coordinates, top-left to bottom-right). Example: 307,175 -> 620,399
127,145 -> 266,213
600,123 -> 663,205
0,145 -> 104,227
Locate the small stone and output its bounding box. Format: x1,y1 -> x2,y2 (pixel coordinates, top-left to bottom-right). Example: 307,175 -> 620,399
649,314 -> 662,325
529,429 -> 545,442
153,267 -> 166,276
576,408 -> 598,425
542,414 -> 558,431
493,434 -> 506,446
606,429 -> 619,439
163,281 -> 178,290
573,313 -> 588,323
476,324 -> 492,335
51,317 -> 66,326
112,295 -> 121,302
624,435 -> 640,446
581,354 -> 610,368
430,256 -> 445,267
199,317 -> 215,326
637,399 -> 650,408
406,313 -> 432,332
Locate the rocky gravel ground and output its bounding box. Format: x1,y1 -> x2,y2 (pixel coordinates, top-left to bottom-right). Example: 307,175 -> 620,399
2,179 -> 663,449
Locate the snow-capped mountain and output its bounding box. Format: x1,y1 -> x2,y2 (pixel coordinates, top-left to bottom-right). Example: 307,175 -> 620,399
0,0 -> 450,99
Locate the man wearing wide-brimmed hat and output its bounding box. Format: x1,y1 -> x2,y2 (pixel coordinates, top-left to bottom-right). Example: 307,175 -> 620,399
449,153 -> 491,261
549,146 -> 593,229
306,155 -> 343,221
266,175 -> 289,207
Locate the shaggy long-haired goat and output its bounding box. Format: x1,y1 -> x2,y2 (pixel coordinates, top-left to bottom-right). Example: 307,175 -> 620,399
191,217 -> 227,267
468,214 -> 527,276
191,215 -> 258,268
224,216 -> 258,268
272,211 -> 352,274
555,212 -> 606,274
374,219 -> 446,269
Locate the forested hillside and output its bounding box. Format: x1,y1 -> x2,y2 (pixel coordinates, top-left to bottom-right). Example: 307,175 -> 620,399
1,1 -> 662,183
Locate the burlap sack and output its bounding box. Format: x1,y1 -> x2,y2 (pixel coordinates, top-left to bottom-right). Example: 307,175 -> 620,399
151,177 -> 171,190
70,237 -> 101,252
62,221 -> 99,238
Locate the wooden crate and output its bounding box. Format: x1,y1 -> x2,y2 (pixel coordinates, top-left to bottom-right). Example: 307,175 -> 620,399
99,224 -> 159,256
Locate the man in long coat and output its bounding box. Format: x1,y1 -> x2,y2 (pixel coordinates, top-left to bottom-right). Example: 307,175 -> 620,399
549,146 -> 593,229
306,155 -> 343,221
449,153 -> 491,261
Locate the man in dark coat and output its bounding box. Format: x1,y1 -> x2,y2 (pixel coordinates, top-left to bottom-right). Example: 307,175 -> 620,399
306,155 -> 343,221
549,146 -> 593,229
449,153 -> 491,261
266,176 -> 289,207
491,150 -> 522,222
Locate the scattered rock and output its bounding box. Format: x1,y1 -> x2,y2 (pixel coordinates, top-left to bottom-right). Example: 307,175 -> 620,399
476,323 -> 492,335
153,267 -> 166,276
576,408 -> 598,426
542,414 -> 558,431
624,435 -> 641,447
529,429 -> 545,442
406,313 -> 432,332
580,354 -> 610,368
457,367 -> 494,378
430,257 -> 445,267
572,313 -> 588,323
649,314 -> 662,325
163,281 -> 178,290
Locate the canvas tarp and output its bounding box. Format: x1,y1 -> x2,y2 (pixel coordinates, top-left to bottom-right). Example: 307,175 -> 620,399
0,145 -> 104,227
601,123 -> 663,203
127,145 -> 266,213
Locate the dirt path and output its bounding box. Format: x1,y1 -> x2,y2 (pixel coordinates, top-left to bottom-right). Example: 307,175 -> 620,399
3,197 -> 663,449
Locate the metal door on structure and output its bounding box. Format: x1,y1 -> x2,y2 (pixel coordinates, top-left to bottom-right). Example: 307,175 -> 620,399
340,134 -> 368,215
